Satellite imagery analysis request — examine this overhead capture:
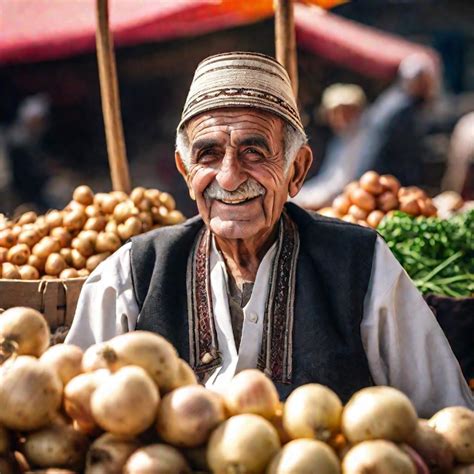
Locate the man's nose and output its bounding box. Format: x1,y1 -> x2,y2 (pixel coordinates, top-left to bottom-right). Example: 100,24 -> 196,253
215,148 -> 247,191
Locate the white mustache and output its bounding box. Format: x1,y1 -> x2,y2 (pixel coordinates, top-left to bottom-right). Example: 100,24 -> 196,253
204,179 -> 266,202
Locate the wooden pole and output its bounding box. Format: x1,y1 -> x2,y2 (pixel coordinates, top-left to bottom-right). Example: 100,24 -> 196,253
274,0 -> 298,97
95,0 -> 131,193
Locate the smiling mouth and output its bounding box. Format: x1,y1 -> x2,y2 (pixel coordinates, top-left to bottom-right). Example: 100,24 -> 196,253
216,195 -> 260,206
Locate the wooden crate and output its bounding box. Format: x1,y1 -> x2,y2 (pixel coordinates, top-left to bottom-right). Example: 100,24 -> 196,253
0,278 -> 86,334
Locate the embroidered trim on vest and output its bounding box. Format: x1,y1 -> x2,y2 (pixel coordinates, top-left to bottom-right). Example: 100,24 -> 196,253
187,212 -> 299,384
257,212 -> 299,383
187,229 -> 221,376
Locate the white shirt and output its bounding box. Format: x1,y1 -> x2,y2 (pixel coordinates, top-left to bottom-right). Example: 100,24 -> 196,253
66,235 -> 474,416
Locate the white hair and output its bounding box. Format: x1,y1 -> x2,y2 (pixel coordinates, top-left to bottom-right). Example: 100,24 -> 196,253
176,121 -> 307,174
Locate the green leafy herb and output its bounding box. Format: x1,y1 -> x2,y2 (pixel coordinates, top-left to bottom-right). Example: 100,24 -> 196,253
377,210 -> 474,297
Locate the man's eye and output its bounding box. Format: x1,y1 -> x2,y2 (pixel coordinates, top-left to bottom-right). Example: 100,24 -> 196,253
198,149 -> 219,162
243,148 -> 263,158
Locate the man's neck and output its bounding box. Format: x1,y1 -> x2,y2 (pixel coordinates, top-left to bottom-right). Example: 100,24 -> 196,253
214,223 -> 279,285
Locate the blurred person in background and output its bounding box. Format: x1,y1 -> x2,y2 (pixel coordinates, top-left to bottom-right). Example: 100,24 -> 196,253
293,83 -> 367,209
355,53 -> 439,187
442,111 -> 474,200
5,94 -> 54,213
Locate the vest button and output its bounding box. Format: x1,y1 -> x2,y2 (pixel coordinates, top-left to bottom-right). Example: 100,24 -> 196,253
201,352 -> 213,364
248,312 -> 258,323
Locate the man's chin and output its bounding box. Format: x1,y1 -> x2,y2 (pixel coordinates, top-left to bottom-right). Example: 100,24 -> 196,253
209,217 -> 259,241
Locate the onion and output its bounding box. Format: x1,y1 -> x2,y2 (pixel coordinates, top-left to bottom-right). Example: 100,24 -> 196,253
91,366 -> 159,436
1,262 -> 20,279
77,268 -> 90,277
99,195 -> 119,215
342,386 -> 418,444
60,247 -> 73,263
18,229 -> 41,247
28,254 -> 46,272
50,227 -> 72,248
45,211 -> 63,229
95,232 -> 121,253
267,439 -> 340,474
86,252 -> 111,272
163,210 -> 185,225
224,369 -> 280,419
85,433 -> 140,474
207,414 -> 280,474
156,385 -> 225,447
137,198 -> 153,212
167,359 -> 198,391
33,237 -> 60,259
318,208 -> 341,219
85,205 -> 102,218
0,306 -> 50,357
144,189 -> 161,207
349,188 -> 376,212
105,331 -> 180,392
45,253 -> 67,276
283,384 -> 342,442
399,186 -> 426,200
380,174 -> 401,195
408,419 -> 454,472
63,369 -> 109,434
40,344 -> 83,385
360,171 -> 383,195
159,192 -> 176,211
72,237 -> 94,258
0,426 -> 10,456
118,217 -> 142,241
429,406 -> 474,464
332,195 -> 351,216
347,205 -> 368,221
366,210 -> 385,228
62,209 -> 86,232
73,185 -> 94,206
7,243 -> 30,266
82,343 -> 110,372
113,201 -> 137,223
19,265 -> 40,280
59,268 -> 80,279
23,424 -> 89,470
417,198 -> 437,217
0,229 -> 16,248
341,215 -> 357,224
399,444 -> 430,474
139,212 -> 153,232
105,220 -> 118,234
18,211 -> 37,225
124,444 -> 191,474
399,197 -> 420,216
376,191 -> 399,212
84,216 -> 107,232
0,247 -> 8,264
130,187 -> 146,205
0,356 -> 62,430
70,249 -> 86,270
342,440 -> 415,474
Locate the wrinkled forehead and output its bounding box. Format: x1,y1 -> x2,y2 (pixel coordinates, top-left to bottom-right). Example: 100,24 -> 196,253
185,107 -> 285,144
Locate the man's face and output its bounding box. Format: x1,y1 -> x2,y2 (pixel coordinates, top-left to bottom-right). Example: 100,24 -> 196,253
176,108 -> 309,242
327,104 -> 361,134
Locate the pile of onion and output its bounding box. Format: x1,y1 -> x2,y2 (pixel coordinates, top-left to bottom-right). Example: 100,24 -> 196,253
0,185 -> 185,281
317,171 -> 437,228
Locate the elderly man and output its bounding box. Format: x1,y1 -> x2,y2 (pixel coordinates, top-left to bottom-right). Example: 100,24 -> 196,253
66,52 -> 473,415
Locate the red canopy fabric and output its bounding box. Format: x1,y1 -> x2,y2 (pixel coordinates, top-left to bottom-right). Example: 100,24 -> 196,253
295,4 -> 440,79
0,0 -> 439,80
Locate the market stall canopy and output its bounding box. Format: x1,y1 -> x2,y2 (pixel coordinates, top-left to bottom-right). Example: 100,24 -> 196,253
0,0 -> 439,79
295,4 -> 440,79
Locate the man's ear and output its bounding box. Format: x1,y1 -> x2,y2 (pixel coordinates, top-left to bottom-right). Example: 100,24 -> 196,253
288,145 -> 313,198
175,151 -> 195,200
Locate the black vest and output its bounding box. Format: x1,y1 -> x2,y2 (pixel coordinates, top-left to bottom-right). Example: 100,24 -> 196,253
131,203 -> 376,402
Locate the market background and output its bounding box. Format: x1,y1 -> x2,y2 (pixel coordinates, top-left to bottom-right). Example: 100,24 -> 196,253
1,0 -> 473,218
